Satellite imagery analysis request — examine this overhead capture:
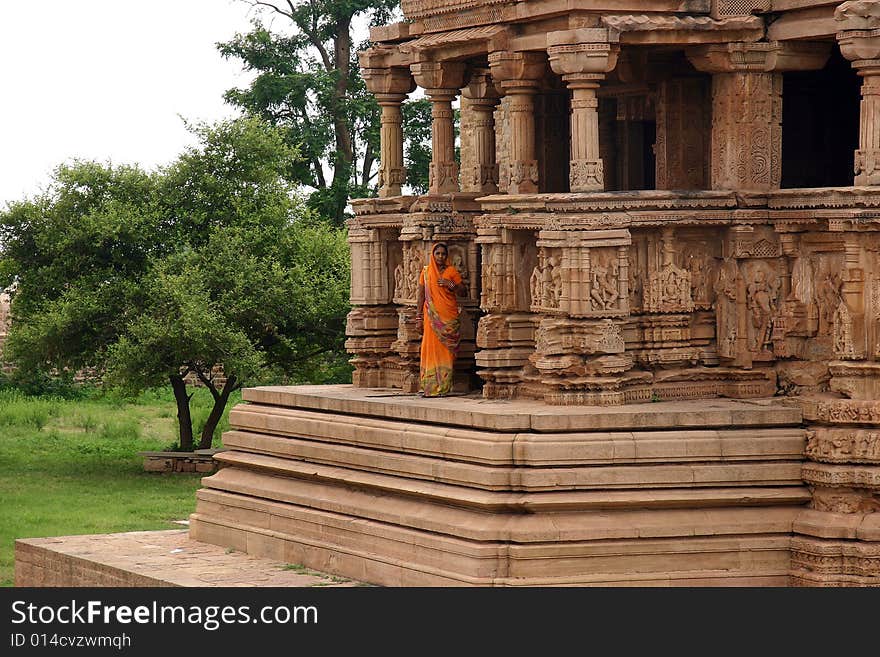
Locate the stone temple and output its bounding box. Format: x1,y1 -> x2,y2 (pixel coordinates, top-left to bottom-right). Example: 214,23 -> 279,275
185,1 -> 880,586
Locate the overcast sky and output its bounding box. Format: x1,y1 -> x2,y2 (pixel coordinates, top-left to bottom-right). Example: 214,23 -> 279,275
0,0 -> 265,207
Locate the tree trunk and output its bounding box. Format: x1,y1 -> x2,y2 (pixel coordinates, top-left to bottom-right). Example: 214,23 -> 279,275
329,14 -> 354,225
169,373 -> 194,452
198,375 -> 238,450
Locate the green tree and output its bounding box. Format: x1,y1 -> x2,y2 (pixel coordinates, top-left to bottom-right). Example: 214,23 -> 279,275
0,117 -> 350,451
218,0 -> 432,222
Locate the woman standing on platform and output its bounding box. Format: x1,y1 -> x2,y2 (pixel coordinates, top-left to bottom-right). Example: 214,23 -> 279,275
415,242 -> 466,397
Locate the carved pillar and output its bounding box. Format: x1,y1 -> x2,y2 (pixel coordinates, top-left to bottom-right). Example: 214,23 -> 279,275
836,9 -> 880,186
461,69 -> 500,194
411,61 -> 466,195
547,35 -> 620,192
688,42 -> 830,192
489,51 -> 546,194
376,95 -> 407,197
360,52 -> 416,198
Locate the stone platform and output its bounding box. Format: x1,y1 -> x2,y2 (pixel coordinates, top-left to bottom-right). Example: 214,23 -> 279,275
188,385 -> 812,586
14,529 -> 361,587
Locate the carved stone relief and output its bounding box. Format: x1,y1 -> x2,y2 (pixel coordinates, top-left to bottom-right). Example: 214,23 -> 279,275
588,248 -> 622,313
744,262 -> 781,355
806,428 -> 880,464
645,229 -> 693,314
530,247 -> 563,312
713,258 -> 738,359
833,301 -> 861,359
393,242 -> 425,304
627,240 -> 645,313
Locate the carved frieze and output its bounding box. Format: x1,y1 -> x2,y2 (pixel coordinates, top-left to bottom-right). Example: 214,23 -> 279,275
801,398 -> 880,425
534,318 -> 625,357
810,487 -> 880,514
806,428 -> 880,464
802,463 -> 880,490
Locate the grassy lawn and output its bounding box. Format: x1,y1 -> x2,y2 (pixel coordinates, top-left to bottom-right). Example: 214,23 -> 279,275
0,386 -> 239,587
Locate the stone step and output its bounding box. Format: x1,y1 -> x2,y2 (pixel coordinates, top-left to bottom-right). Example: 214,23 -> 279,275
227,405 -> 805,466
242,384 -> 801,432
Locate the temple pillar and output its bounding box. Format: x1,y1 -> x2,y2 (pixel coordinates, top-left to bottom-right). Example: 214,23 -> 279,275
460,68 -> 500,194
836,8 -> 880,186
688,42 -> 830,192
376,95 -> 408,197
488,51 -> 545,194
547,33 -> 620,192
360,51 -> 416,198
411,61 -> 466,195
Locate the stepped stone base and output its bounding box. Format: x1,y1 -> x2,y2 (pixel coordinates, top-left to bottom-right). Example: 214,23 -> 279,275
188,385 -> 812,586
14,530 -> 359,587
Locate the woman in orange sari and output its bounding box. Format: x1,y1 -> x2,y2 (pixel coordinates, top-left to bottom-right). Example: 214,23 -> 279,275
415,243 -> 466,397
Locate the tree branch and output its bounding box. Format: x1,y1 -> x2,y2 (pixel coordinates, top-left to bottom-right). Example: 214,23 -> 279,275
193,365 -> 221,402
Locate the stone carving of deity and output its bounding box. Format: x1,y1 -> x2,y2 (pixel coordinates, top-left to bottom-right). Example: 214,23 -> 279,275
590,262 -> 619,311
714,259 -> 739,358
529,251 -> 544,308
833,301 -> 857,359
405,246 -> 422,300
546,256 -> 562,309
746,268 -> 780,352
393,263 -> 404,301
628,257 -> 642,311
818,270 -> 842,337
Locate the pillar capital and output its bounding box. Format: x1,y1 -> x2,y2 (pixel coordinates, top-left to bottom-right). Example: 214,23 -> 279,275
547,42 -> 620,78
461,68 -> 500,106
488,51 -> 546,91
687,41 -> 830,73
835,1 -> 880,32
837,30 -> 880,66
361,67 -> 416,98
410,61 -> 466,93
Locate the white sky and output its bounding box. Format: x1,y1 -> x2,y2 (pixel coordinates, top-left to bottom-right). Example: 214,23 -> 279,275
0,0 -> 264,207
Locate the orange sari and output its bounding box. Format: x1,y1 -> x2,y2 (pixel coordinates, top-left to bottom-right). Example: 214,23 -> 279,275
418,254 -> 463,397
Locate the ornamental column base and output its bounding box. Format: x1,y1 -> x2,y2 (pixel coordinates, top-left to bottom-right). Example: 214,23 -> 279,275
854,150 -> 880,186
570,159 -> 605,192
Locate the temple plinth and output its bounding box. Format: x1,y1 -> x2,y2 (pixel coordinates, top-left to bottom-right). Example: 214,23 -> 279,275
189,0 -> 880,587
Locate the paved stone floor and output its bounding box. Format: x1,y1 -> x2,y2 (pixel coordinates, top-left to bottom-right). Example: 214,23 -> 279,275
15,527 -> 366,587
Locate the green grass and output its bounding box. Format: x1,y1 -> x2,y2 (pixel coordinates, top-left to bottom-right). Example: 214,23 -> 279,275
0,386 -> 241,587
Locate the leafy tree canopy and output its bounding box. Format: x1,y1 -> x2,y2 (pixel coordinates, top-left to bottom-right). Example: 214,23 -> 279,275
218,0 -> 432,222
0,117 -> 351,450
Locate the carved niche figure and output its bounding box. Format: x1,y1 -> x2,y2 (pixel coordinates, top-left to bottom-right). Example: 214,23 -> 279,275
746,267 -> 780,353
590,262 -> 620,311
818,270 -> 842,337
482,245 -> 504,309
546,256 -> 563,309
646,261 -> 692,312
402,244 -> 423,301
714,259 -> 738,358
628,256 -> 642,311
684,250 -> 714,308
393,263 -> 404,301
833,302 -> 857,358
532,252 -> 563,311
450,247 -> 469,296
529,250 -> 544,308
